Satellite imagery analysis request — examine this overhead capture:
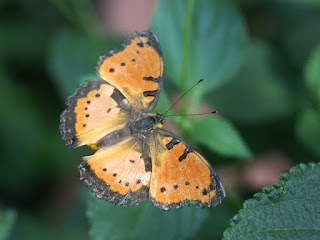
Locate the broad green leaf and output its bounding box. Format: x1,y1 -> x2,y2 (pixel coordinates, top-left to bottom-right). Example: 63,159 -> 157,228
223,162 -> 320,240
206,41 -> 294,124
295,108 -> 320,157
0,209 -> 16,240
190,116 -> 252,159
151,0 -> 248,94
88,196 -> 209,240
47,30 -> 121,101
305,43 -> 320,102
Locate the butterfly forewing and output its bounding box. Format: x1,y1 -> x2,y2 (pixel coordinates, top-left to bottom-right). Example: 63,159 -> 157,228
60,80 -> 131,148
96,31 -> 164,112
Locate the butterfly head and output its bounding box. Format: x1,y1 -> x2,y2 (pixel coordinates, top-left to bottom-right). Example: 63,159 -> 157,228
155,112 -> 165,128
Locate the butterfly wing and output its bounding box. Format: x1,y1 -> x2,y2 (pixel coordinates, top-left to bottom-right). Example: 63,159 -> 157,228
60,79 -> 131,149
79,137 -> 152,205
149,129 -> 225,210
96,30 -> 164,112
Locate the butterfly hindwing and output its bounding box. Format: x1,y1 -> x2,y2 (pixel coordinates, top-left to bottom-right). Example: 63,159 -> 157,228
60,79 -> 131,148
96,30 -> 164,112
149,129 -> 225,210
79,137 -> 152,205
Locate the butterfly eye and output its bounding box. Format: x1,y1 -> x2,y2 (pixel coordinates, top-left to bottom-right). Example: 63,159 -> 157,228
161,119 -> 166,124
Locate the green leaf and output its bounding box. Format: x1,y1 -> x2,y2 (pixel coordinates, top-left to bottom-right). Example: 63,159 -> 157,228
151,0 -> 248,93
0,209 -> 16,240
88,196 -> 209,240
295,108 -> 320,157
305,43 -> 320,102
190,116 -> 252,159
206,41 -> 294,124
223,162 -> 320,240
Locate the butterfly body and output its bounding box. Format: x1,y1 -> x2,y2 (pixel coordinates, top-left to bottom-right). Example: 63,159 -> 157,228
129,112 -> 164,134
60,30 -> 225,210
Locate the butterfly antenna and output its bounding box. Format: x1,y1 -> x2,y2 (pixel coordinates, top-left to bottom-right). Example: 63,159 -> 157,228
165,111 -> 217,117
163,78 -> 204,116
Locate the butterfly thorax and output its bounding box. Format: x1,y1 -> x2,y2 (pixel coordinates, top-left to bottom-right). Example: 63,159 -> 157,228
129,112 -> 165,134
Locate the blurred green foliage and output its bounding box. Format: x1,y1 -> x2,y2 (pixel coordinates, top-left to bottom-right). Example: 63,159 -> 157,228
0,209 -> 16,240
0,0 -> 320,239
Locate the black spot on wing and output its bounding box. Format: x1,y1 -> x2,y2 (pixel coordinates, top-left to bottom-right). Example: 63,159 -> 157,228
178,148 -> 190,162
143,76 -> 160,82
143,90 -> 158,98
202,189 -> 208,196
166,139 -> 180,150
137,42 -> 144,48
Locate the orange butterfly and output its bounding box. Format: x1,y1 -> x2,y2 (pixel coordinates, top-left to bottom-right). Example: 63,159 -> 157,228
60,30 -> 225,210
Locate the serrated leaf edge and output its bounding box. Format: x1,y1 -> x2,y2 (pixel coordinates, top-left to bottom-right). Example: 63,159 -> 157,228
223,162 -> 320,239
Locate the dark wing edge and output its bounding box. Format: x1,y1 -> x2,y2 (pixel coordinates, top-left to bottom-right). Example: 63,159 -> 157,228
79,161 -> 149,206
78,138 -> 152,206
59,79 -> 106,149
150,128 -> 226,210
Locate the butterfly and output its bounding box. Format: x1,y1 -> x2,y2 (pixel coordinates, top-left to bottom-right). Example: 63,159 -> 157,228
60,30 -> 225,210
